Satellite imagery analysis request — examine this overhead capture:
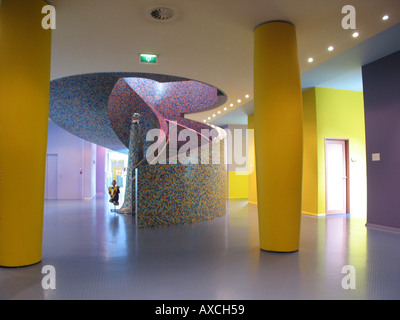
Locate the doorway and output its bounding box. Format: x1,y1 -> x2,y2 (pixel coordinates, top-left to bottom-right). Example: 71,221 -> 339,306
105,150 -> 128,205
325,139 -> 349,214
45,154 -> 58,200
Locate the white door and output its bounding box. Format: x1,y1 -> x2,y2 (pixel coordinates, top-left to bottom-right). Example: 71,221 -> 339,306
325,140 -> 348,214
45,154 -> 58,200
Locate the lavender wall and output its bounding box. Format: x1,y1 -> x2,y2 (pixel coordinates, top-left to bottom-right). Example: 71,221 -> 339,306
83,141 -> 97,199
96,145 -> 106,194
362,50 -> 400,230
47,120 -> 97,200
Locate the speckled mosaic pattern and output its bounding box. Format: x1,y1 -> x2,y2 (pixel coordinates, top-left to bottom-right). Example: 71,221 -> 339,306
124,78 -> 218,120
49,72 -> 228,228
49,72 -> 226,154
137,162 -> 227,228
50,72 -> 197,154
137,138 -> 227,228
50,73 -> 127,153
108,78 -> 168,152
117,117 -> 145,214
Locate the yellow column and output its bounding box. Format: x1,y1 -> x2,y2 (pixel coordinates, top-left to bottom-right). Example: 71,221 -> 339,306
0,0 -> 52,266
254,21 -> 303,252
247,114 -> 257,204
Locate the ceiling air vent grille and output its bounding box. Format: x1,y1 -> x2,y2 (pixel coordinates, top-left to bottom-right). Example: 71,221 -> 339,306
150,7 -> 175,21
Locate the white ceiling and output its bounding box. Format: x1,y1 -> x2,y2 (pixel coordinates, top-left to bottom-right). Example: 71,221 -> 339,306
50,0 -> 400,126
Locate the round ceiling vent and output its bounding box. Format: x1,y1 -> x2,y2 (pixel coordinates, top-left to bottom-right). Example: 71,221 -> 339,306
149,7 -> 176,21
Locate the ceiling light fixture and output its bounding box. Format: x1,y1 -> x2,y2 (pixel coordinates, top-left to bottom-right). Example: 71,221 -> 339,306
352,31 -> 359,38
224,107 -> 227,111
230,104 -> 234,107
212,114 -> 216,117
245,94 -> 250,98
382,15 -> 389,21
308,57 -> 314,63
218,111 -> 221,114
328,46 -> 334,51
237,99 -> 241,103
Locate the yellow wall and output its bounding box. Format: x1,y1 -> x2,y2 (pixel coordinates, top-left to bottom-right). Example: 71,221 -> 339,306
302,89 -> 319,215
0,0 -> 52,266
226,124 -> 249,199
250,87 -> 366,218
228,171 -> 249,199
302,87 -> 366,216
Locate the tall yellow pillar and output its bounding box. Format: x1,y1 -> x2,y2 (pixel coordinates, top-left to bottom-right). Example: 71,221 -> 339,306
254,21 -> 303,252
247,114 -> 258,204
0,0 -> 52,266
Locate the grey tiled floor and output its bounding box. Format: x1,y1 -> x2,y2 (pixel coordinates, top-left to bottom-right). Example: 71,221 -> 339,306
1,196 -> 400,300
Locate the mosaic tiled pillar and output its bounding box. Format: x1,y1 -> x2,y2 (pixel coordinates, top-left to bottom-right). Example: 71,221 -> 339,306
136,136 -> 227,228
117,113 -> 143,214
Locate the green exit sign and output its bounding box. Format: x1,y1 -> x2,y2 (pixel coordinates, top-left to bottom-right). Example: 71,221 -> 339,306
140,54 -> 158,64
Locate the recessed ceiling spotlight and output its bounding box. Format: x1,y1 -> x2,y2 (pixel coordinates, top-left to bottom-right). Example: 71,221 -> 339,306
245,94 -> 250,99
208,117 -> 211,120
237,99 -> 241,103
382,15 -> 389,21
218,111 -> 221,114
224,107 -> 227,111
230,103 -> 234,107
308,57 -> 314,63
352,31 -> 359,38
328,46 -> 334,52
212,114 -> 216,117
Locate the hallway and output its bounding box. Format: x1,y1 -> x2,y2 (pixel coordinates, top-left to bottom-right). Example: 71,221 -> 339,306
1,197 -> 400,300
